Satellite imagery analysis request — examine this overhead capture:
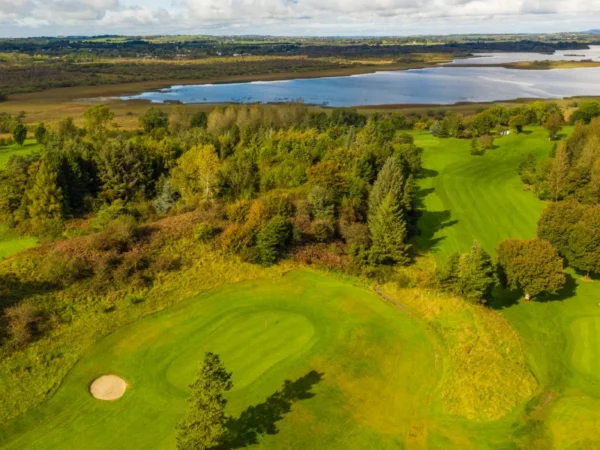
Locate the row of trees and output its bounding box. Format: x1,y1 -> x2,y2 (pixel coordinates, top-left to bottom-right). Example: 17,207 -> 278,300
519,119 -> 600,203
437,238 -> 565,304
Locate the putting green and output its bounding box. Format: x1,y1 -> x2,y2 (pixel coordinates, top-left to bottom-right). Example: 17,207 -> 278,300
0,271 -> 437,449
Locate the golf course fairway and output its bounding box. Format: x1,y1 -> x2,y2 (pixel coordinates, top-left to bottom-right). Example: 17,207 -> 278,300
0,271 -> 438,449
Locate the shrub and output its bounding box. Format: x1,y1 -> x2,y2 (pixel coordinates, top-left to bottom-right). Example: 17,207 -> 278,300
226,199 -> 251,224
91,215 -> 140,253
3,303 -> 44,348
312,220 -> 335,243
38,251 -> 93,286
256,215 -> 292,266
194,222 -> 217,242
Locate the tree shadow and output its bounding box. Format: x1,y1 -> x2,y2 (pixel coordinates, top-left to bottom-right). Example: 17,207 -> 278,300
0,274 -> 55,310
416,210 -> 459,253
489,273 -> 578,310
223,370 -> 324,449
417,168 -> 439,180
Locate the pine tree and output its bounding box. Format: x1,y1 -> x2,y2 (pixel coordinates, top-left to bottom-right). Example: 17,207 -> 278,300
457,241 -> 495,304
368,157 -> 404,214
177,353 -> 233,450
368,193 -> 410,265
537,201 -> 583,256
34,122 -> 47,144
12,123 -> 27,146
436,252 -> 461,292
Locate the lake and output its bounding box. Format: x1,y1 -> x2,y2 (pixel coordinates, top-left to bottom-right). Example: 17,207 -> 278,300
121,47 -> 600,107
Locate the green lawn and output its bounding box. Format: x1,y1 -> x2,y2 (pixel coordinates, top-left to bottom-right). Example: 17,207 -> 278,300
415,127 -> 600,449
0,225 -> 36,259
415,128 -> 559,260
0,139 -> 40,169
0,271 -> 437,449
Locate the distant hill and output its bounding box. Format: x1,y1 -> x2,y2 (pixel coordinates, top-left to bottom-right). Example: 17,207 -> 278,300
587,29 -> 600,34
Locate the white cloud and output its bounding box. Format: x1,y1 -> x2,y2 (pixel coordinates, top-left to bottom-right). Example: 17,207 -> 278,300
0,0 -> 599,36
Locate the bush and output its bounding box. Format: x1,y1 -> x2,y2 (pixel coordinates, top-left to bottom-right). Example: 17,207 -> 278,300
312,220 -> 335,242
226,200 -> 251,224
38,251 -> 93,286
3,304 -> 44,348
91,215 -> 140,253
194,222 -> 217,242
256,215 -> 292,265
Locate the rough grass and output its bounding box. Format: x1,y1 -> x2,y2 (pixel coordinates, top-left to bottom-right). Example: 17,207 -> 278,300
0,271 -> 437,450
382,258 -> 537,422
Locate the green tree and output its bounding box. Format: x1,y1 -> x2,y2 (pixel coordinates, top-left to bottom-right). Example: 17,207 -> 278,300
171,145 -> 220,203
34,122 -> 47,144
84,104 -> 114,139
436,252 -> 460,292
12,123 -> 27,146
368,193 -> 410,265
368,157 -> 404,213
508,114 -> 525,133
456,241 -> 496,304
537,201 -> 583,256
549,142 -> 570,200
190,111 -> 208,129
544,112 -> 564,140
177,352 -> 233,450
25,160 -> 64,234
139,106 -> 169,133
256,215 -> 292,266
566,206 -> 600,277
57,117 -> 79,139
496,238 -> 565,301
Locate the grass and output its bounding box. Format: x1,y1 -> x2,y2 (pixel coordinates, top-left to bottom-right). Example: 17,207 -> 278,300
0,271 -> 437,449
414,126 -> 600,448
0,225 -> 36,259
415,127 -> 560,259
0,139 -> 40,169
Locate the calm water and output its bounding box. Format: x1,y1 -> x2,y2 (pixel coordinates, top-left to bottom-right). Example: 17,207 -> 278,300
121,47 -> 600,107
447,45 -> 600,65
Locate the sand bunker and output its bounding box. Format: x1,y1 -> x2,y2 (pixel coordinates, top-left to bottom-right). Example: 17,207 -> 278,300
90,375 -> 127,400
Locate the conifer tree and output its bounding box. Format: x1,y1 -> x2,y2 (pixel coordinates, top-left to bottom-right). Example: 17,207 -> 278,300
256,215 -> 292,266
25,161 -> 64,233
368,157 -> 404,214
456,241 -> 495,304
566,206 -> 600,277
436,252 -> 461,292
368,193 -> 410,265
12,123 -> 27,146
34,122 -> 47,144
177,352 -> 233,450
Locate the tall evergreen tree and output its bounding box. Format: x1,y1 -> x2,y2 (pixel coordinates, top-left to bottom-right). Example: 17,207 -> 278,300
34,122 -> 47,144
25,161 -> 64,232
256,215 -> 292,266
12,123 -> 27,146
177,352 -> 233,450
537,201 -> 583,256
368,157 -> 404,214
368,193 -> 410,265
456,241 -> 496,304
436,252 -> 461,292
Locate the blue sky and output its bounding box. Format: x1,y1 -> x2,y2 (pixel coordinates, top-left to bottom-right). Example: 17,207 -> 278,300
0,0 -> 599,37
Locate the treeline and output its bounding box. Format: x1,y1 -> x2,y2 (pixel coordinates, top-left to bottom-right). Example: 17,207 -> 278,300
0,104 -> 420,274
516,118 -> 600,277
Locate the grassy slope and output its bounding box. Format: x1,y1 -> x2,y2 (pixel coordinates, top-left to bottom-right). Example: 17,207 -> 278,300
0,271 -> 437,450
0,140 -> 40,258
415,127 -> 600,449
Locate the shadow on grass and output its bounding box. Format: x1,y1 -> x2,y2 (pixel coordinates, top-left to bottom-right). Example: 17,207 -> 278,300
490,273 -> 578,310
417,209 -> 459,253
223,370 -> 324,449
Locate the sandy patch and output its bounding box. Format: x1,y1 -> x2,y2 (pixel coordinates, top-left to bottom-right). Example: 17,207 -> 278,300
90,375 -> 127,400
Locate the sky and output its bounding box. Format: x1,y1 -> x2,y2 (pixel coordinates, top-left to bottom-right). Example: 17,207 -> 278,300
0,0 -> 599,37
